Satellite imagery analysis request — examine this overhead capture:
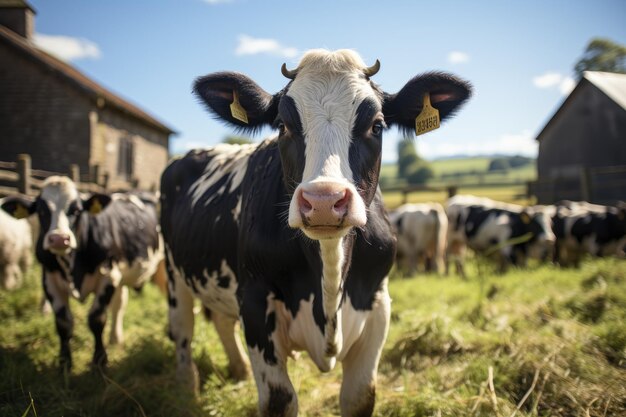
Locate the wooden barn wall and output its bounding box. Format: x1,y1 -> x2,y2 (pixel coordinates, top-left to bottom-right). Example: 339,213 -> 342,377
0,42 -> 92,175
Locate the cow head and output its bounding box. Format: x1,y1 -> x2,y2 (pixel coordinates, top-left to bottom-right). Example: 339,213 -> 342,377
1,176 -> 111,256
194,49 -> 471,240
521,207 -> 556,260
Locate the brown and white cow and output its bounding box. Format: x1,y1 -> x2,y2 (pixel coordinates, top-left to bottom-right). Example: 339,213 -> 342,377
160,49 -> 471,416
2,176 -> 164,369
389,203 -> 448,275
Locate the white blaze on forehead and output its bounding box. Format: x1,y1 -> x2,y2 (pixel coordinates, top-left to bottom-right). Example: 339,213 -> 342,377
40,177 -> 79,245
286,49 -> 380,183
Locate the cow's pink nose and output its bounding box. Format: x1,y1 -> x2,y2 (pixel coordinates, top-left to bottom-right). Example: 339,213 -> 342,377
48,234 -> 70,249
299,184 -> 352,227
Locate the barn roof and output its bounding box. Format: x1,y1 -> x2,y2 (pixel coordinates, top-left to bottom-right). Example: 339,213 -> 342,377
0,25 -> 176,135
0,0 -> 34,11
536,71 -> 626,142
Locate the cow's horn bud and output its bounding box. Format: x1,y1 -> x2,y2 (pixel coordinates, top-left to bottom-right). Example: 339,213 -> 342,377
363,59 -> 380,77
281,63 -> 298,79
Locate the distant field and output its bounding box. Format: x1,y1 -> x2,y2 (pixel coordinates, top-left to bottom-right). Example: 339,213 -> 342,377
380,156 -> 536,207
2,258 -> 625,416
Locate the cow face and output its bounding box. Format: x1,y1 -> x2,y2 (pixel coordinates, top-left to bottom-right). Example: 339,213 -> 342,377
1,176 -> 111,256
522,208 -> 556,260
194,49 -> 471,240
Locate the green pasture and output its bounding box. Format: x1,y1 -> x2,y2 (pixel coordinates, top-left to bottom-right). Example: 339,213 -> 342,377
2,257 -> 625,416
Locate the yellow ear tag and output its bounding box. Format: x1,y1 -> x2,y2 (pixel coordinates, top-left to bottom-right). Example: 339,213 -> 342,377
230,90 -> 249,124
415,93 -> 440,136
521,212 -> 531,224
90,198 -> 103,215
13,205 -> 29,219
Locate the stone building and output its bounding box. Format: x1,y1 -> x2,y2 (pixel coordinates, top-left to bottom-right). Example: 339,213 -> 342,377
0,0 -> 174,190
534,71 -> 626,204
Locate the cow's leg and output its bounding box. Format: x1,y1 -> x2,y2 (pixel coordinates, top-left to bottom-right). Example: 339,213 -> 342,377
168,266 -> 198,392
109,285 -> 129,345
0,263 -> 20,290
88,275 -> 118,367
43,270 -> 73,370
340,282 -> 391,417
210,309 -> 250,381
242,287 -> 297,417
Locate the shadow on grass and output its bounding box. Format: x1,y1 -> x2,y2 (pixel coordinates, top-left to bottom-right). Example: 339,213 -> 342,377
0,337 -> 211,417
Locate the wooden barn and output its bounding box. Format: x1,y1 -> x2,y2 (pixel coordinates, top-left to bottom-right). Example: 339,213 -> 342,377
533,71 -> 626,205
0,0 -> 174,191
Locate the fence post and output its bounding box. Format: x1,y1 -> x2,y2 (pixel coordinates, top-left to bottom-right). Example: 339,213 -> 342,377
91,164 -> 100,186
447,185 -> 458,199
580,167 -> 592,202
17,154 -> 31,195
102,172 -> 110,191
69,164 -> 80,183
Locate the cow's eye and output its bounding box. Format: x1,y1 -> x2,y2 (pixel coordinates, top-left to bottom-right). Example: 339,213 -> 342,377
277,122 -> 286,135
371,121 -> 384,136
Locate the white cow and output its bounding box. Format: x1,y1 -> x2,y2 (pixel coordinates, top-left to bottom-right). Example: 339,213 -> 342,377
0,206 -> 33,289
389,203 -> 448,275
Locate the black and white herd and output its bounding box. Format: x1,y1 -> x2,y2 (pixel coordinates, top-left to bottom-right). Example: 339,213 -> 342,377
1,49 -> 624,417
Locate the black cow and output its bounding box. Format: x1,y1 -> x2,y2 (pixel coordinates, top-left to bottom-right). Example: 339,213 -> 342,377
446,195 -> 556,276
1,176 -> 163,369
160,49 -> 471,417
552,200 -> 626,266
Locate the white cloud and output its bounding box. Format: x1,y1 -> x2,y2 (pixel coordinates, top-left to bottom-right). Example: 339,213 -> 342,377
447,51 -> 469,64
533,72 -> 577,95
559,76 -> 576,95
235,34 -> 298,58
34,33 -> 101,61
415,129 -> 537,160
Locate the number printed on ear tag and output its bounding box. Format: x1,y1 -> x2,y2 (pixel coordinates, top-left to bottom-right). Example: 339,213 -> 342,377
415,93 -> 440,136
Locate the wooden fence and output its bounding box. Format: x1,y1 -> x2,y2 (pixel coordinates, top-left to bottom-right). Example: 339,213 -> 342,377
0,154 -> 135,198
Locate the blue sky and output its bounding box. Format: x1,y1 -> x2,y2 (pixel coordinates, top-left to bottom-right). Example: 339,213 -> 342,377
28,0 -> 626,162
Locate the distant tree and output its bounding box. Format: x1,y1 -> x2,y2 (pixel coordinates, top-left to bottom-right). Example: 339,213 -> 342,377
223,135 -> 253,145
574,38 -> 626,79
405,163 -> 434,185
397,139 -> 420,178
508,155 -> 532,168
488,158 -> 510,172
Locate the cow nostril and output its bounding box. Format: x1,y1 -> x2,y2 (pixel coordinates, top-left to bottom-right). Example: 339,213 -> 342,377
299,191 -> 313,212
333,190 -> 350,211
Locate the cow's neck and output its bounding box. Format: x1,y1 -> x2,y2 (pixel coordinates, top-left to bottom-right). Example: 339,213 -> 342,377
319,237 -> 344,363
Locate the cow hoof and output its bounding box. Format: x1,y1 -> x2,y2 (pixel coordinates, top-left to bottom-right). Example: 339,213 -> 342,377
109,334 -> 124,346
176,363 -> 200,394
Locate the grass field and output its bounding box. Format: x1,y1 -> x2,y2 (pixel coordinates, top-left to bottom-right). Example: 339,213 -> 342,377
2,257 -> 625,417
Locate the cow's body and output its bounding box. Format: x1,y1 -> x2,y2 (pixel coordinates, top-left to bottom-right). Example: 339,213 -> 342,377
552,201 -> 626,266
0,208 -> 33,290
446,195 -> 555,276
162,49 -> 471,416
1,177 -> 163,368
389,203 -> 447,275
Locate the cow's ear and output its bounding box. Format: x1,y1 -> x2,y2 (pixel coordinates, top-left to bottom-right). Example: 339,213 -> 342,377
83,194 -> 112,215
383,72 -> 472,136
193,72 -> 279,133
1,196 -> 35,219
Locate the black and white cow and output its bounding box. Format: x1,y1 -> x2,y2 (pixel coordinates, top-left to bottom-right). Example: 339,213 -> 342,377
1,176 -> 164,369
389,203 -> 448,275
160,49 -> 471,416
446,195 -> 555,276
551,200 -> 626,266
